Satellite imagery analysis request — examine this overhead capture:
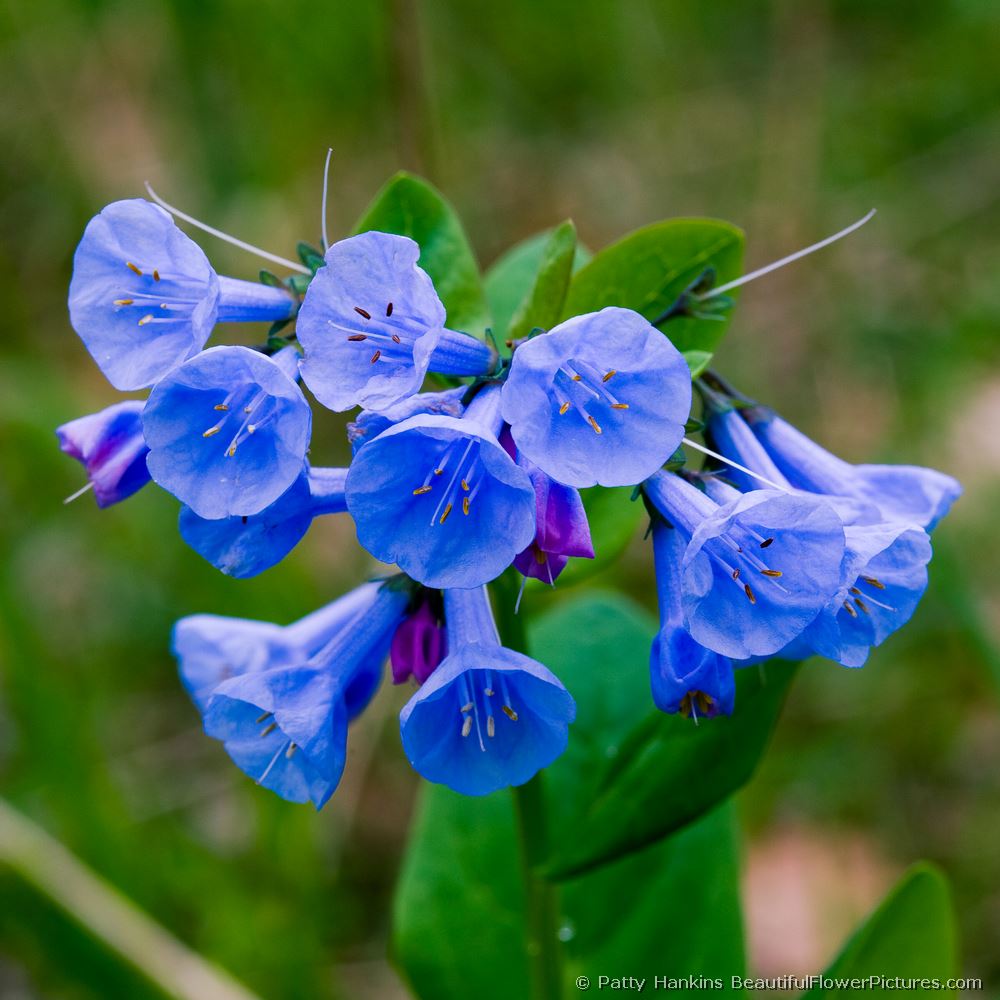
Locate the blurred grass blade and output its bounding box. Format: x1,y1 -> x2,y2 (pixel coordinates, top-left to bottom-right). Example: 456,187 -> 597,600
0,798 -> 262,1000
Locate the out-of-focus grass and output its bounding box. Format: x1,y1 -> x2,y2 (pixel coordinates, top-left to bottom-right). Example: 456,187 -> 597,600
1,0 -> 998,995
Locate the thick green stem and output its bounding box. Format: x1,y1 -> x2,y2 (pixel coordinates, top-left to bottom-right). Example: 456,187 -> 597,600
491,571 -> 564,1000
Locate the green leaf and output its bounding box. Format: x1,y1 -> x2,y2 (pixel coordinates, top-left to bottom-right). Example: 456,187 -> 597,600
485,229 -> 592,338
562,218 -> 744,356
506,221 -> 578,341
393,790 -> 746,1000
685,349 -> 714,378
529,594 -> 795,879
392,788 -> 529,1000
351,172 -> 490,332
563,803 -> 747,991
803,864 -> 958,998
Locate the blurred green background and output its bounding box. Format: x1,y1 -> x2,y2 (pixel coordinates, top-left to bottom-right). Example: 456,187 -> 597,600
1,0 -> 998,996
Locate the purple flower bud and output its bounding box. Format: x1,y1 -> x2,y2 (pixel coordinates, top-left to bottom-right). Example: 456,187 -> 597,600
391,598 -> 447,685
56,400 -> 150,507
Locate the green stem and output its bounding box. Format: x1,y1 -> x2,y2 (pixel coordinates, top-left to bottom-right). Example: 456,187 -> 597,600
491,571 -> 564,1000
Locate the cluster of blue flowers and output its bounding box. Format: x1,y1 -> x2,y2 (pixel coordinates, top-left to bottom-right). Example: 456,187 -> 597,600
60,197 -> 960,806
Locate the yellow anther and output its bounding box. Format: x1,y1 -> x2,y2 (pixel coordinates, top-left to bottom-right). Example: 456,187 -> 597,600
588,415 -> 603,434
862,576 -> 886,590
843,600 -> 858,618
535,547 -> 547,564
761,569 -> 783,577
137,314 -> 154,326
463,496 -> 470,515
214,404 -> 229,411
434,468 -> 444,476
854,598 -> 870,615
439,503 -> 453,524
113,298 -> 134,306
502,705 -> 518,721
484,688 -> 494,697
611,403 -> 629,410
370,349 -> 381,363
261,722 -> 277,737
255,712 -> 272,724
413,486 -> 432,495
285,743 -> 297,759
153,269 -> 161,282
487,716 -> 495,738
460,702 -> 474,713
744,583 -> 757,604
602,370 -> 616,382
559,401 -> 571,415
461,479 -> 470,491
571,374 -> 581,381
849,586 -> 862,596
461,716 -> 473,738
202,426 -> 221,438
126,261 -> 143,276
227,444 -> 237,457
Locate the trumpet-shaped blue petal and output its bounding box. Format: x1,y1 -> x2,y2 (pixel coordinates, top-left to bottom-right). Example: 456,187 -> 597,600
298,232 -> 495,412
56,400 -> 150,507
650,519 -> 735,717
347,387 -> 466,455
200,584 -> 409,808
745,408 -> 961,531
789,521 -> 932,668
399,587 -> 575,796
69,199 -> 295,390
501,307 -> 691,487
645,471 -> 846,660
143,345 -> 311,519
178,466 -> 347,577
345,385 -> 536,588
172,582 -> 379,710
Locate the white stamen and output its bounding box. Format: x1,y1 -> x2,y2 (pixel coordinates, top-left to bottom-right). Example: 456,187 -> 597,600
682,438 -> 790,492
144,182 -> 310,275
321,147 -> 333,251
63,481 -> 94,505
700,209 -> 876,301
514,572 -> 529,614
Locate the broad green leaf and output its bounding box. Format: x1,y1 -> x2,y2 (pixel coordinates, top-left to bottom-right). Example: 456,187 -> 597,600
485,229 -> 591,338
802,864 -> 958,998
393,790 -> 746,1000
530,594 -> 795,879
562,218 -> 744,356
392,787 -> 529,1000
351,172 -> 490,332
506,221 -> 577,341
563,804 -> 747,994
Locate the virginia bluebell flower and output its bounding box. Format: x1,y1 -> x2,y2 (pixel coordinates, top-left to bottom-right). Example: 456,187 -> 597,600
297,232 -> 497,412
178,466 -> 347,578
399,586 -> 575,795
198,582 -> 409,808
644,470 -> 846,660
345,383 -> 537,588
347,387 -> 466,456
650,518 -> 735,718
69,199 -> 297,391
511,453 -> 594,584
143,345 -> 311,520
56,400 -> 150,507
500,307 -> 691,488
391,595 -> 447,685
742,405 -> 961,532
173,582 -> 379,711
701,473 -> 933,668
